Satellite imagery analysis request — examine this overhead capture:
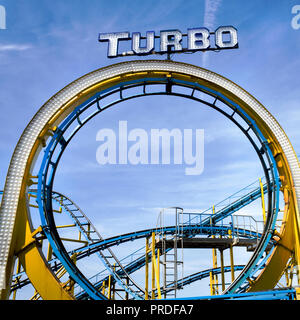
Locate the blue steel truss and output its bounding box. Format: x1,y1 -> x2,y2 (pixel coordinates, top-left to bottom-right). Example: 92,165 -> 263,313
8,75 -> 281,300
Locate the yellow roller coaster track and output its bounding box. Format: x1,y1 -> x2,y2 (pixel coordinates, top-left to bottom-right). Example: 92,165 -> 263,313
0,60 -> 299,300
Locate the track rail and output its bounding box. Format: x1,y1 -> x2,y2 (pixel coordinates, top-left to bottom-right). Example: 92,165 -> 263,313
6,179 -> 268,296
1,60 -> 299,300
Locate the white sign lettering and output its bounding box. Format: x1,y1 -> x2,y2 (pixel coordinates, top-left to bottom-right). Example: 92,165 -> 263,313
99,26 -> 238,58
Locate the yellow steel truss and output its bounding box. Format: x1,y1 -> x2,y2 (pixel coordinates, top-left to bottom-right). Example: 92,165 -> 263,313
1,60 -> 299,300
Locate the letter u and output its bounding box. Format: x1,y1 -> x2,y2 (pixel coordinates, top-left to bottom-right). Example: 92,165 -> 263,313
132,31 -> 155,55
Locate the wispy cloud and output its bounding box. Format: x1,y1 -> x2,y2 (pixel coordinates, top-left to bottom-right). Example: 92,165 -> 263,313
0,44 -> 32,52
202,0 -> 222,68
203,0 -> 222,28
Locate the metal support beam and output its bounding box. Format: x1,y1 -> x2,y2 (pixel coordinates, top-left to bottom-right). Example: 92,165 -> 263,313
259,177 -> 266,224
145,237 -> 149,300
151,232 -> 155,299
228,229 -> 235,282
219,248 -> 225,292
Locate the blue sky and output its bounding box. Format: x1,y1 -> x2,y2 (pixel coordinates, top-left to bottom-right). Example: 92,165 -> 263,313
0,0 -> 300,298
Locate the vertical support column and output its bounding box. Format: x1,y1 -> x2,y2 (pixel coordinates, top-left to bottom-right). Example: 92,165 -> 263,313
209,271 -> 214,296
163,232 -> 167,299
151,232 -> 161,299
151,233 -> 155,300
112,264 -> 116,300
211,205 -> 218,295
108,274 -> 111,300
157,248 -> 160,284
145,237 -> 149,300
259,177 -> 266,224
219,218 -> 225,292
87,223 -> 91,238
219,249 -> 225,292
156,248 -> 161,299
228,229 -> 235,282
212,250 -> 219,295
174,209 -> 178,293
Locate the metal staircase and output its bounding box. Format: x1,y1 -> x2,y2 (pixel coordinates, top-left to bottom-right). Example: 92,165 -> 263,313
157,207 -> 184,299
